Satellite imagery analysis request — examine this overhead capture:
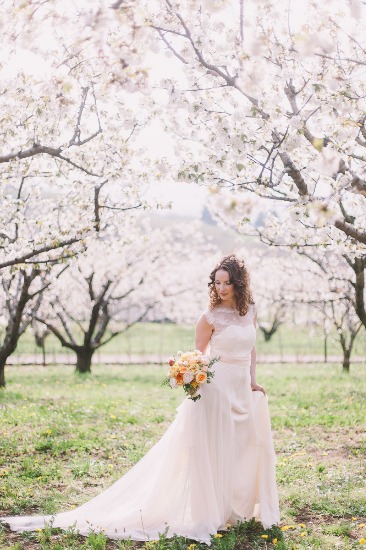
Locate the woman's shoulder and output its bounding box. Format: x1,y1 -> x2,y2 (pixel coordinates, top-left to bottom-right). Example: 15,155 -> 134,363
201,307 -> 215,325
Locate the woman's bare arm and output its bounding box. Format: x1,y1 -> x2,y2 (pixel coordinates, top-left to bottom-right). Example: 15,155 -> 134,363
250,306 -> 266,394
195,313 -> 213,354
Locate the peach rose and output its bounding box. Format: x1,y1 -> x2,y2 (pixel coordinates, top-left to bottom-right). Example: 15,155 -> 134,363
175,373 -> 184,386
196,372 -> 207,384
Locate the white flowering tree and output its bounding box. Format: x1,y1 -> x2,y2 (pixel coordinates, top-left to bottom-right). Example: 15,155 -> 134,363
0,265 -> 69,387
33,229 -> 160,374
0,1 -> 167,385
143,0 -> 366,327
0,1 -> 159,270
244,251 -> 292,342
32,221 -> 219,374
279,251 -> 364,371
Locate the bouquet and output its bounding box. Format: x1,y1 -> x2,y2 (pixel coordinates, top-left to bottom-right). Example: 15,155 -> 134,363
163,350 -> 217,402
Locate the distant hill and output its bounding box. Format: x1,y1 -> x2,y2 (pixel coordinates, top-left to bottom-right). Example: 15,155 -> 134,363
146,210 -> 263,254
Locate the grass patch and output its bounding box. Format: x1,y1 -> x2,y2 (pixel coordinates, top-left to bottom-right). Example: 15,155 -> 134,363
0,363 -> 365,549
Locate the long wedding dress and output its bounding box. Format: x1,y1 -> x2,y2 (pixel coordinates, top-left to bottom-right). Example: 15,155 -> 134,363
1,305 -> 280,544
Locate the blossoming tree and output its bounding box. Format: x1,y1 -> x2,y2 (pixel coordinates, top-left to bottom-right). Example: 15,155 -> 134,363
144,0 -> 366,322
0,0 -> 165,385
147,0 -> 366,246
278,251 -> 364,371
32,222 -> 218,374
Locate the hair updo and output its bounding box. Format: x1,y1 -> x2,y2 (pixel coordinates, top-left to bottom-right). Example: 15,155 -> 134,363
208,254 -> 254,316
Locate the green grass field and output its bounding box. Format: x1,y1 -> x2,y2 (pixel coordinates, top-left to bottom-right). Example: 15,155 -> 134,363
0,363 -> 366,549
13,322 -> 366,360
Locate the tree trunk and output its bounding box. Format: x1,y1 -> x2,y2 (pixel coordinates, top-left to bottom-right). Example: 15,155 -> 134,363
324,334 -> 328,363
259,327 -> 277,342
41,343 -> 46,367
353,257 -> 366,329
342,348 -> 351,373
0,359 -> 5,388
0,344 -> 20,388
75,348 -> 94,373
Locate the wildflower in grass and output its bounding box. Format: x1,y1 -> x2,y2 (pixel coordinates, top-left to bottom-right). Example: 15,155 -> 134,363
353,517 -> 358,521
215,533 -> 223,538
261,534 -> 268,539
298,523 -> 305,528
36,528 -> 42,532
300,531 -> 307,537
188,545 -> 197,550
272,538 -> 278,545
281,525 -> 290,531
359,523 -> 365,528
359,538 -> 366,545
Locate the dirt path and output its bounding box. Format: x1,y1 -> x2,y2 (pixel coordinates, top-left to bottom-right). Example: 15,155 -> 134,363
7,353 -> 366,365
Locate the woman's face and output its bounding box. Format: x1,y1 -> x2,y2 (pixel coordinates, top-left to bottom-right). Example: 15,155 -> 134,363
214,269 -> 235,305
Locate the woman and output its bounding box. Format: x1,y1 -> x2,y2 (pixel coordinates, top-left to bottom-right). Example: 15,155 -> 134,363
1,254 -> 280,544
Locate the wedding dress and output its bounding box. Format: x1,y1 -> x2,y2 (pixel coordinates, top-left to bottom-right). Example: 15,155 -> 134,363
1,305 -> 280,544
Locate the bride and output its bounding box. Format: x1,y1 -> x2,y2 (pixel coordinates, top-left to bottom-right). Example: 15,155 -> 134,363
1,254 -> 280,544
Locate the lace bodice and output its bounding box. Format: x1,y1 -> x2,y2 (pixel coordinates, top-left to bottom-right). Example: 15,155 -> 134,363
203,305 -> 256,365
204,305 -> 256,335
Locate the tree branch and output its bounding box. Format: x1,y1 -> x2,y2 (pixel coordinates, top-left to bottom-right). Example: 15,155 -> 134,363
0,237 -> 82,270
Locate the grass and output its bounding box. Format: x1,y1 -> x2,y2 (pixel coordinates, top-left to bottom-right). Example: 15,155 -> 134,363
13,322 -> 366,360
0,363 -> 366,549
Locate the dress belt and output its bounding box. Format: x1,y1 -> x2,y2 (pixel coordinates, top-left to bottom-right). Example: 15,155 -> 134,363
212,355 -> 251,367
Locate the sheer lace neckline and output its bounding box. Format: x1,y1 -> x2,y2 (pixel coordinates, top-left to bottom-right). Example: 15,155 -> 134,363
214,306 -> 240,313
205,304 -> 254,336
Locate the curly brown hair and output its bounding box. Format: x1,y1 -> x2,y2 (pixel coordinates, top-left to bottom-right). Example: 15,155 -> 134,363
208,254 -> 254,316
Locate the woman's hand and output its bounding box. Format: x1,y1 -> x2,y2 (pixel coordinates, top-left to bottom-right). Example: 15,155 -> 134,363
251,382 -> 266,395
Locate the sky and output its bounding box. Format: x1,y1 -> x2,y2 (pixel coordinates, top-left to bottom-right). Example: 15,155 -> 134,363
145,180 -> 208,218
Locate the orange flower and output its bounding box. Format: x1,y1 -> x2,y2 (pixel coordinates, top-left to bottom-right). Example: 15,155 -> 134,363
175,373 -> 184,386
196,372 -> 207,384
